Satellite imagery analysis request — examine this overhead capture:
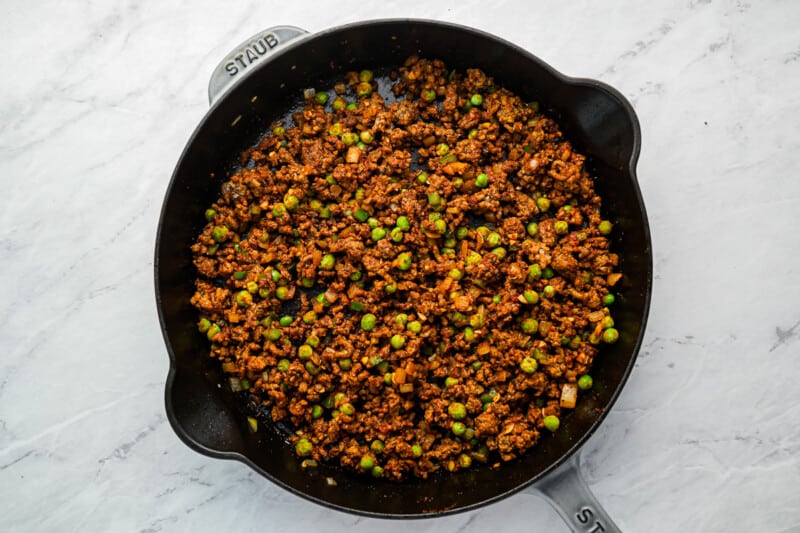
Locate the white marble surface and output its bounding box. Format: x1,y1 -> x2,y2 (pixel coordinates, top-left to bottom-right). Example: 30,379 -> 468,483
2,0 -> 799,531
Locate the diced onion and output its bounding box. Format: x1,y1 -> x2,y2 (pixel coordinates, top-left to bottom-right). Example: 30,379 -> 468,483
560,383 -> 578,409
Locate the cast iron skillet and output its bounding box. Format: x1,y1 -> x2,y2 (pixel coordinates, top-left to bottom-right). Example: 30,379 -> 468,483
155,19 -> 651,530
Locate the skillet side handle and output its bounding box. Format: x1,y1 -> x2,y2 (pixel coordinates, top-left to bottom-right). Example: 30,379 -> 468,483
207,26 -> 309,105
527,453 -> 621,532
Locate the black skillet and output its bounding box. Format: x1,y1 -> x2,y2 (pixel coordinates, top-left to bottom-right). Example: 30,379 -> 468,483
155,19 -> 651,531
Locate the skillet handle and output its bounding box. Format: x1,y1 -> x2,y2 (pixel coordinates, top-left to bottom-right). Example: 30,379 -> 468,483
527,453 -> 621,532
207,26 -> 309,105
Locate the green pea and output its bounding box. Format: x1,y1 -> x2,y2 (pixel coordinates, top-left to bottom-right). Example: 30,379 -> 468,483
212,225 -> 229,242
527,263 -> 542,281
384,282 -> 397,294
359,69 -> 373,83
204,208 -> 216,221
312,405 -> 323,418
475,173 -> 489,188
602,316 -> 615,329
279,315 -> 293,327
451,421 -> 467,436
277,359 -> 290,372
320,254 -> 336,270
521,318 -> 539,334
356,82 -> 372,97
542,285 -> 555,298
371,227 -> 386,241
435,143 -> 449,156
266,328 -> 281,341
433,219 -> 447,234
396,215 -> 411,230
599,220 -> 613,235
523,290 -> 539,304
390,227 -> 404,242
463,326 -> 475,342
554,221 -> 569,235
395,313 -> 408,325
448,402 -> 467,420
471,360 -> 483,370
354,209 -> 370,222
458,454 -> 472,468
360,130 -> 374,144
298,345 -> 313,359
444,376 -> 459,388
275,286 -> 290,300
407,320 -> 422,333
304,361 -> 319,375
356,141 -> 367,151
448,268 -> 463,281
319,206 -> 332,218
361,313 -> 377,331
296,438 -> 313,456
421,88 -> 436,102
492,295 -> 502,304
359,455 -> 375,470
371,465 -> 384,478
427,191 -> 443,209
569,335 -> 582,349
328,121 -> 342,136
315,91 -> 328,104
235,290 -> 252,307
603,293 -> 616,306
470,94 -> 483,106
383,372 -> 393,385
341,132 -> 359,146
198,319 -> 215,337
332,97 -> 346,111
520,357 -> 538,374
305,334 -> 320,347
273,125 -> 285,136
350,301 -> 364,311
456,227 -> 469,240
346,102 -> 357,111
543,266 -> 555,279
338,358 -> 352,370
390,334 -> 406,349
536,197 -> 551,212
466,251 -> 482,265
526,222 -> 539,237
396,252 -> 412,271
301,277 -> 315,288
416,171 -> 429,184
370,439 -> 385,454
485,232 -> 501,248
603,328 -> 619,343
411,444 -> 423,457
491,247 -> 507,260
543,415 -> 560,432
339,403 -> 354,415
350,270 -> 362,282
578,375 -> 593,390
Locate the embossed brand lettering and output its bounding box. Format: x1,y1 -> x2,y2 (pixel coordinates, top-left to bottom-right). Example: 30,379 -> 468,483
225,33 -> 280,77
576,507 -> 605,532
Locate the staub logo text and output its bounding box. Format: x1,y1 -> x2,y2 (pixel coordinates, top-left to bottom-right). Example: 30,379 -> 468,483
225,33 -> 279,76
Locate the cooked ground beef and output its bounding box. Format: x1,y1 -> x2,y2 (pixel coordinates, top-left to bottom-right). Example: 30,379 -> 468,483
191,56 -> 621,480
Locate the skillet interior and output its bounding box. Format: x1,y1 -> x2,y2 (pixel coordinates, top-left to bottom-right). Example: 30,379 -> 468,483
156,19 -> 651,517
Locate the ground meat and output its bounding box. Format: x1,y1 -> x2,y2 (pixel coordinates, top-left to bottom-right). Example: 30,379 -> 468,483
191,58 -> 621,481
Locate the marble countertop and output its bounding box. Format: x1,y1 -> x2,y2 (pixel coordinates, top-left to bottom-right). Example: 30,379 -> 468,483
2,1 -> 799,531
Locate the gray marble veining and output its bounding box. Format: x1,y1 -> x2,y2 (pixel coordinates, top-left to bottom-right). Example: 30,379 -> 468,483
1,0 -> 799,531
